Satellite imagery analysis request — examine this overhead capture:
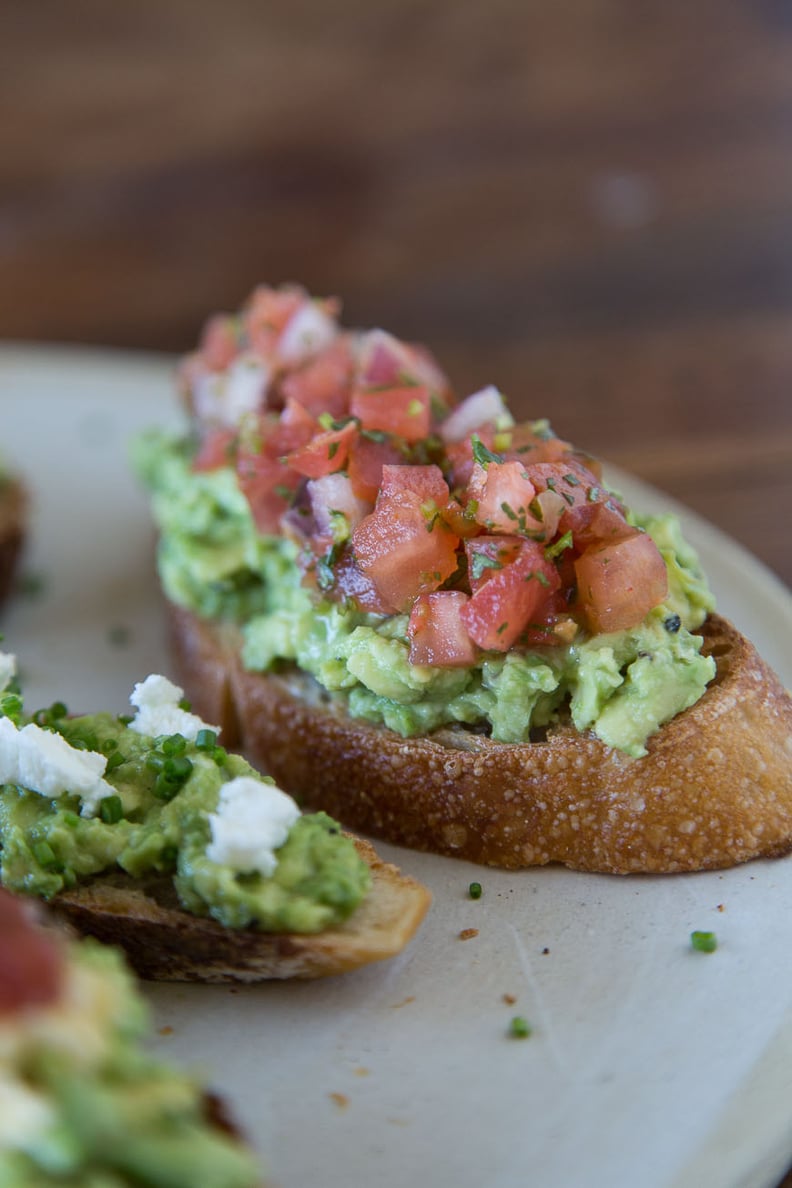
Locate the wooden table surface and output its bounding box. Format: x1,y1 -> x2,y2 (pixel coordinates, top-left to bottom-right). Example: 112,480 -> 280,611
2,1 -> 791,1182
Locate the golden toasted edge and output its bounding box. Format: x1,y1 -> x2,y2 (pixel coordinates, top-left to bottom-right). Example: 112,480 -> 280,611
52,837 -> 431,983
166,603 -> 792,875
0,476 -> 27,609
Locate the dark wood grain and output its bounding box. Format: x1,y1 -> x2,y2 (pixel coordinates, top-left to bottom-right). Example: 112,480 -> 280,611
1,0 -> 790,585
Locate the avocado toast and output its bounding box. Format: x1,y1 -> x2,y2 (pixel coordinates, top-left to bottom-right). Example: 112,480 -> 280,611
0,658 -> 430,980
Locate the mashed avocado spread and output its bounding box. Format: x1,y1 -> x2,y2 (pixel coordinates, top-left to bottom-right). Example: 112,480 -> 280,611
0,670 -> 370,928
134,431 -> 716,758
1,937 -> 258,1187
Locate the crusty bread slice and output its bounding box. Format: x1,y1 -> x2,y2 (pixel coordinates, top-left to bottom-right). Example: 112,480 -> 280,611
0,475 -> 26,609
53,837 -> 431,982
166,604 -> 792,874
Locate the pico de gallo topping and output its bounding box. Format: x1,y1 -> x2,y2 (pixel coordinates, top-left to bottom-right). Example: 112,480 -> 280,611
183,286 -> 669,666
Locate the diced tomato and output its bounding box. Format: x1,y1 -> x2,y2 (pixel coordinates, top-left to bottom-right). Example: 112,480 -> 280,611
0,890 -> 64,1014
286,420 -> 358,480
192,428 -> 237,472
460,540 -> 560,651
560,500 -> 633,551
350,384 -> 431,443
465,534 -> 522,593
244,285 -> 304,357
279,336 -> 355,419
379,464 -> 450,507
501,424 -> 573,464
347,434 -> 405,502
269,399 -> 318,455
574,530 -> 669,634
466,460 -> 543,536
518,592 -> 579,646
236,435 -> 301,535
408,591 -> 478,667
356,328 -> 449,396
524,461 -> 601,509
352,493 -> 460,612
199,314 -> 239,371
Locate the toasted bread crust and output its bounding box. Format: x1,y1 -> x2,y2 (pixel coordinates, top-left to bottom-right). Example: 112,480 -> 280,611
53,837 -> 430,982
0,476 -> 26,609
166,604 -> 792,874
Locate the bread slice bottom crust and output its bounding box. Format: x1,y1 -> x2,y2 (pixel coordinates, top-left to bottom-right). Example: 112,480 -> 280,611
166,604 -> 792,875
53,837 -> 431,982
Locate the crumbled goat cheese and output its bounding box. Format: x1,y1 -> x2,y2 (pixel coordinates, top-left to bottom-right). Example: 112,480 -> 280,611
277,301 -> 338,365
0,716 -> 114,817
192,353 -> 270,428
129,674 -> 219,742
206,776 -> 301,876
0,650 -> 16,693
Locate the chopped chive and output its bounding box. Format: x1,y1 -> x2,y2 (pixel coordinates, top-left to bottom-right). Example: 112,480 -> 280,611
212,745 -> 228,766
49,701 -> 68,720
468,881 -> 482,899
195,728 -> 218,751
32,841 -> 57,868
509,1016 -> 532,1039
544,531 -> 573,561
99,795 -> 124,825
690,930 -> 718,953
161,733 -> 187,756
62,812 -> 81,828
178,697 -> 192,712
105,751 -> 126,772
471,434 -> 504,469
117,714 -> 134,726
163,756 -> 193,782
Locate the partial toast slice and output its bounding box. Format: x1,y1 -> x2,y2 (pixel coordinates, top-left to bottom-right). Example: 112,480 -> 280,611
166,604 -> 792,874
0,475 -> 26,609
53,837 -> 431,982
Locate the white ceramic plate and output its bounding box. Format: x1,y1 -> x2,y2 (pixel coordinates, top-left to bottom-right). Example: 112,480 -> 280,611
2,345 -> 791,1188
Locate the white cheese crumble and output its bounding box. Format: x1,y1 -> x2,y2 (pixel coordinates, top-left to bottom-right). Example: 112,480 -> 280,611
129,674 -> 219,742
0,650 -> 16,693
0,716 -> 114,817
206,776 -> 300,876
277,301 -> 337,365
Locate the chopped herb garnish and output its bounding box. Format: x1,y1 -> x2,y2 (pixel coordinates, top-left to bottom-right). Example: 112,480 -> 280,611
32,841 -> 58,868
318,412 -> 335,430
471,434 -> 504,468
562,472 -> 581,486
469,881 -> 483,899
509,1016 -> 532,1039
496,621 -> 509,635
178,697 -> 192,712
273,483 -> 294,502
328,441 -> 340,459
105,751 -> 125,773
196,728 -> 218,750
587,486 -> 602,503
470,553 -> 503,581
99,795 -> 124,825
690,930 -> 718,953
500,501 -> 518,521
361,428 -> 389,443
407,398 -> 424,417
107,624 -> 131,648
544,531 -> 573,561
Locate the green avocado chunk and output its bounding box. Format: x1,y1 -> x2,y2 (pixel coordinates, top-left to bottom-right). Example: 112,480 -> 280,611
0,711 -> 370,930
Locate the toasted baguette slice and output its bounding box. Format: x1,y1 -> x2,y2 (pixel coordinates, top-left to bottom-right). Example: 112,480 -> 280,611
166,604 -> 792,875
53,837 -> 430,982
0,475 -> 26,609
